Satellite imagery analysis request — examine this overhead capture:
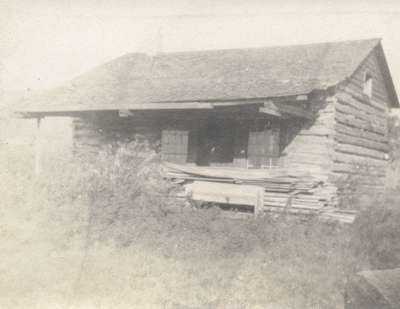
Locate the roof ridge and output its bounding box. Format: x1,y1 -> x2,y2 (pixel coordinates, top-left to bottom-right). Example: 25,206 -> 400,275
17,37 -> 398,113
152,37 -> 382,57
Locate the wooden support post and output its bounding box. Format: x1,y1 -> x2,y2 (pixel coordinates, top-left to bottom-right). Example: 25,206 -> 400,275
254,187 -> 264,217
35,117 -> 42,177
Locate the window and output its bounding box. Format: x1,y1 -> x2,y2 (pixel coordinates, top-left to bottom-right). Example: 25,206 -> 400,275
363,72 -> 373,98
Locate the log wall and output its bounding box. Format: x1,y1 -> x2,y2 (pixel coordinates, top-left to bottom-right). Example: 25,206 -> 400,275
72,113 -> 161,155
332,48 -> 391,204
280,98 -> 335,181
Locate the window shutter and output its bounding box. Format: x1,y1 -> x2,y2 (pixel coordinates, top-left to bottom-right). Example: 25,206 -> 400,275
233,124 -> 249,168
269,128 -> 280,157
248,127 -> 280,168
161,130 -> 189,164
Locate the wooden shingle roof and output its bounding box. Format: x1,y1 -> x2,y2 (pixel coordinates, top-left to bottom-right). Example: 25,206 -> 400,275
16,38 -> 398,113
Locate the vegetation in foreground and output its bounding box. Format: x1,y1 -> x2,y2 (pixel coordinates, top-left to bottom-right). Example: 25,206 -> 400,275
1,140 -> 400,309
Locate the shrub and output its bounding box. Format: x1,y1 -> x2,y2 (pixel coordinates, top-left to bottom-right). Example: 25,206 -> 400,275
4,140 -> 399,308
351,189 -> 400,269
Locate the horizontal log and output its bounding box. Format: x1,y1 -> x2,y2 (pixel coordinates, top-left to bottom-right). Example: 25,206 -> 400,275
298,124 -> 335,135
335,108 -> 386,131
332,164 -> 386,177
335,143 -> 388,160
350,76 -> 390,103
335,91 -> 385,115
343,86 -> 389,112
283,158 -> 332,168
286,135 -> 332,144
335,133 -> 389,152
335,101 -> 386,124
338,179 -> 386,186
335,112 -> 386,135
332,152 -> 387,167
285,156 -> 333,165
335,123 -> 388,143
283,147 -> 331,156
283,148 -> 332,157
313,121 -> 335,130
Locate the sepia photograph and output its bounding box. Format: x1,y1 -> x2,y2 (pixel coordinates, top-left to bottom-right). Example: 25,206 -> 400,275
1,0 -> 400,308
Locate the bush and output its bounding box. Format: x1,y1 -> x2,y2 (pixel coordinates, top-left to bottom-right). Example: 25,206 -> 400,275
3,140 -> 400,308
351,189 -> 400,269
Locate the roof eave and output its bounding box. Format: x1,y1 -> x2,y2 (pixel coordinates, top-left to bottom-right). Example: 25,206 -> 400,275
375,43 -> 399,107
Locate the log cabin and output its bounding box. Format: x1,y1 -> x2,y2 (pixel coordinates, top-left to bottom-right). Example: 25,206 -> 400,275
16,38 -> 399,217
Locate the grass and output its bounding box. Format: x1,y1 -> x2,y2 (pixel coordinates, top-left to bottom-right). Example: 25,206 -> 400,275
1,141 -> 400,309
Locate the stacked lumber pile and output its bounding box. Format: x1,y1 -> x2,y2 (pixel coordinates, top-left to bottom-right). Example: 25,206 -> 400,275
163,163 -> 356,223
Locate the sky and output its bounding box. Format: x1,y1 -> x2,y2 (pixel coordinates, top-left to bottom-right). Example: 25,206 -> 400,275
2,0 -> 400,97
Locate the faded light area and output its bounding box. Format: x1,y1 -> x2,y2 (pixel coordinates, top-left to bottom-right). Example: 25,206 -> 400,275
1,0 -> 400,93
1,2 -> 400,309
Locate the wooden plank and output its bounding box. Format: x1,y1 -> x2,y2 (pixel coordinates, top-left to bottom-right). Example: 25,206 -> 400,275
255,189 -> 264,217
35,118 -> 42,177
20,102 -> 215,114
123,102 -> 215,110
277,103 -> 314,119
259,106 -> 283,118
261,101 -> 314,119
184,181 -> 265,211
212,102 -> 263,107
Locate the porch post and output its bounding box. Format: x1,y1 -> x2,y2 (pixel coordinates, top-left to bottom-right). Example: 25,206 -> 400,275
35,117 -> 42,177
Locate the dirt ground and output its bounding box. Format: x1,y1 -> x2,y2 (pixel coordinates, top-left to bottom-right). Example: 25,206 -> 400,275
0,220 -> 274,309
0,198 -> 347,309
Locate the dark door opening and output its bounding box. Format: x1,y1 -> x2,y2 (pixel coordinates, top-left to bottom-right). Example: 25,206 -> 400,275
196,119 -> 235,166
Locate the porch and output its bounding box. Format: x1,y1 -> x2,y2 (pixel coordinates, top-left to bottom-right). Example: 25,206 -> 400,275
160,116 -> 283,169
20,97 -> 356,222
150,99 -> 316,169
